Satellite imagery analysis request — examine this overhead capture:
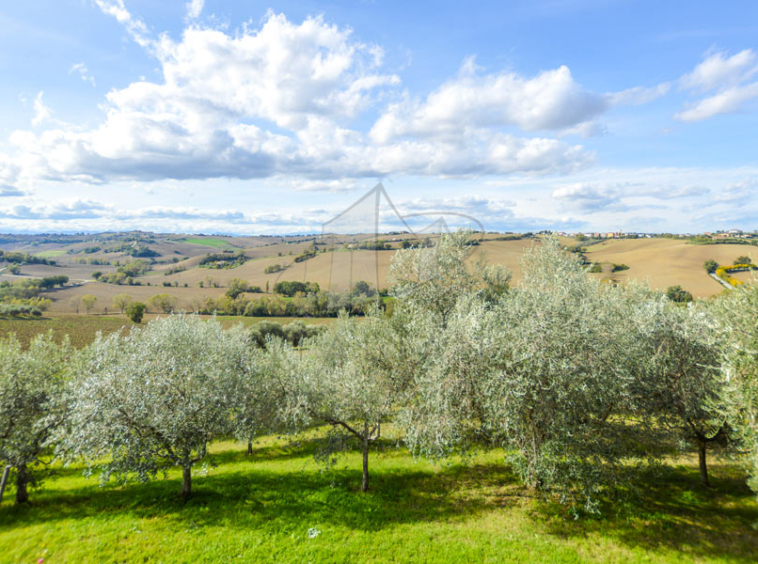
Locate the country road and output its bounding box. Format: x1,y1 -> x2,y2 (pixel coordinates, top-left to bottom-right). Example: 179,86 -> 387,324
709,272 -> 733,290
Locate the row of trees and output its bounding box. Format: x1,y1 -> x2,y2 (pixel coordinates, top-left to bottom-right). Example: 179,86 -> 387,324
1,234 -> 757,515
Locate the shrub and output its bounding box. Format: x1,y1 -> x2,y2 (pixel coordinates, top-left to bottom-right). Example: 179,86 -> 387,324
249,320 -> 286,348
665,285 -> 693,303
126,302 -> 146,323
264,264 -> 285,274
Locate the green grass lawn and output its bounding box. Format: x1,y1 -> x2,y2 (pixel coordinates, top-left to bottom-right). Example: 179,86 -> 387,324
33,250 -> 67,258
1,435 -> 756,563
182,238 -> 237,249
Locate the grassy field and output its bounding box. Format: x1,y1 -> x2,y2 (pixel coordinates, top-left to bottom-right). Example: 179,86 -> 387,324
32,250 -> 67,258
0,435 -> 756,563
182,237 -> 238,249
0,315 -> 334,348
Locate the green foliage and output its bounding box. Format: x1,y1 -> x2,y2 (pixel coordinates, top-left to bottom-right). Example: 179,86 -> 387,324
611,263 -> 630,272
0,279 -> 43,301
588,262 -> 603,273
0,333 -> 69,503
248,320 -> 286,348
352,280 -> 375,297
264,263 -> 285,274
735,255 -> 753,266
226,277 -> 251,299
273,280 -> 320,297
634,298 -> 735,486
293,248 -> 317,263
389,230 -> 509,326
124,245 -> 159,258
199,251 -> 247,269
125,302 -> 146,323
39,275 -> 68,289
665,285 -> 693,303
0,303 -> 44,317
713,283 -> 758,501
148,293 -> 176,314
81,294 -> 97,314
283,310 -> 410,491
112,293 -> 133,314
357,239 -> 392,250
98,259 -> 152,284
0,250 -> 55,265
704,259 -> 718,273
55,316 -> 252,497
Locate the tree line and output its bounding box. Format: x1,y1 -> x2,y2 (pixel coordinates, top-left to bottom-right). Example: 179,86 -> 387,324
1,234 -> 757,517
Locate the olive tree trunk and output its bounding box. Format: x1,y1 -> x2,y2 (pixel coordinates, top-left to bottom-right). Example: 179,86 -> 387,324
698,440 -> 710,487
247,440 -> 253,456
15,463 -> 29,504
181,465 -> 192,498
361,437 -> 370,492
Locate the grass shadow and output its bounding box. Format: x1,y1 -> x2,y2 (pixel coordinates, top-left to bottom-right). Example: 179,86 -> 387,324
535,462 -> 758,562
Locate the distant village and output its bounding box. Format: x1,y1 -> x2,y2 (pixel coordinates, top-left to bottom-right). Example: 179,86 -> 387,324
550,229 -> 758,240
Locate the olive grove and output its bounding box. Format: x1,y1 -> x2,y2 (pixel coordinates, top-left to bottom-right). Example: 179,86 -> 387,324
54,316 -> 260,497
0,232 -> 757,513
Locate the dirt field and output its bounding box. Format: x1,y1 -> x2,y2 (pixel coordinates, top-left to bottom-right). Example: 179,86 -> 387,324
583,238 -> 756,297
2,233 -> 756,313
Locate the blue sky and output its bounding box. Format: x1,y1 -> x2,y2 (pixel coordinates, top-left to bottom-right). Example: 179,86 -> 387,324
0,0 -> 757,234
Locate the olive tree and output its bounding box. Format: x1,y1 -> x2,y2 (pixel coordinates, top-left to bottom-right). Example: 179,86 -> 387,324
57,315 -> 248,497
389,230 -> 510,327
491,241 -> 643,504
633,299 -> 733,487
0,333 -> 69,504
231,340 -> 287,456
398,294 -> 494,458
285,310 -> 410,492
713,283 -> 758,498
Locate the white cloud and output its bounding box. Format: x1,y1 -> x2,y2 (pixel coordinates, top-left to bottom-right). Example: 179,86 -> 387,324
680,49 -> 758,92
94,0 -> 152,48
676,49 -> 758,121
185,0 -> 204,20
676,82 -> 758,121
0,12 -> 595,188
608,83 -> 671,106
0,199 -> 106,220
552,183 -> 626,212
370,60 -> 607,143
69,63 -> 96,87
714,177 -> 757,204
31,92 -> 52,126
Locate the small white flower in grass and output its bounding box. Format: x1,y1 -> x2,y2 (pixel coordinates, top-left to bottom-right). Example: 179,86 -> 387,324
307,527 -> 321,538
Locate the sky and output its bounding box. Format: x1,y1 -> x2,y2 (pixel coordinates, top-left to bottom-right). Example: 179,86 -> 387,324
0,0 -> 757,235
